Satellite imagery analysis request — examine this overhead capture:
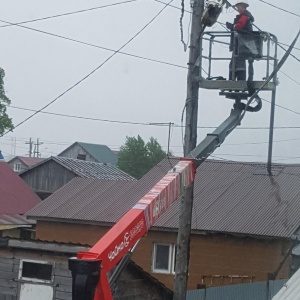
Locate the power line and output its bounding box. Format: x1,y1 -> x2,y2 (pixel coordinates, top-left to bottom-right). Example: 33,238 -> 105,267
0,17 -> 187,71
261,98 -> 300,116
1,0 -> 174,137
0,0 -> 139,28
224,137 -> 300,146
257,0 -> 300,18
9,105 -> 300,130
278,41 -> 300,52
9,105 -> 156,126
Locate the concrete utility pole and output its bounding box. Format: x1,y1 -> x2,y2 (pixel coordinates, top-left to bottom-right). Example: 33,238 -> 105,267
173,0 -> 204,299
25,138 -> 33,157
33,138 -> 43,158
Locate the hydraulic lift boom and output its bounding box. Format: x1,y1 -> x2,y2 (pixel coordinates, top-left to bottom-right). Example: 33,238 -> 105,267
69,103 -> 244,300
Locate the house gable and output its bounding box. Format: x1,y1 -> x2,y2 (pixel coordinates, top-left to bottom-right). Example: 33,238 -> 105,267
58,141 -> 117,165
20,159 -> 76,195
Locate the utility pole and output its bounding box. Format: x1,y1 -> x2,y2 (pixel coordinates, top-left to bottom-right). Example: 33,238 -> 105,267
173,0 -> 204,299
33,138 -> 43,158
25,138 -> 33,157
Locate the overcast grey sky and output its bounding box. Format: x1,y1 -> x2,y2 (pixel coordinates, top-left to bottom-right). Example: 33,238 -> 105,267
0,0 -> 299,164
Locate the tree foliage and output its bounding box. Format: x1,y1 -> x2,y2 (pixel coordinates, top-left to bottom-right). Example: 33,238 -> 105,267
118,135 -> 166,179
0,68 -> 13,135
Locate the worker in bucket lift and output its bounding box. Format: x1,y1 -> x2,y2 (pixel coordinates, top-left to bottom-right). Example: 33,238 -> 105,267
226,0 -> 254,81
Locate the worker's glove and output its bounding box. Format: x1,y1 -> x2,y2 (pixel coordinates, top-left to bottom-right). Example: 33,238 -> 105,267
226,22 -> 233,30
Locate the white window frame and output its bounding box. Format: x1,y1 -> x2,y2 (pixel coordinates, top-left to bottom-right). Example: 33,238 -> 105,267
19,259 -> 54,284
14,163 -> 21,172
152,243 -> 176,274
171,245 -> 177,274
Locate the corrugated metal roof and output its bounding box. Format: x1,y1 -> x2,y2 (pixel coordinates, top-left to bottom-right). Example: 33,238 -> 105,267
0,161 -> 41,215
272,268 -> 300,300
0,214 -> 35,225
27,158 -> 300,238
20,156 -> 135,181
53,156 -> 133,180
187,280 -> 286,300
58,142 -> 117,165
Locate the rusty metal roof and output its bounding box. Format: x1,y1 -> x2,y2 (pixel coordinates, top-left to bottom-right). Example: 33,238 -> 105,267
20,156 -> 135,181
0,161 -> 41,215
27,158 -> 300,238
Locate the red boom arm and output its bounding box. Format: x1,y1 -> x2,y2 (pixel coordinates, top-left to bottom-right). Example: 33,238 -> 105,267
69,159 -> 195,300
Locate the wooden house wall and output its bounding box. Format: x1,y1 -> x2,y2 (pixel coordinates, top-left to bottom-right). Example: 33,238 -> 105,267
36,221 -> 291,291
20,160 -> 77,194
0,255 -> 18,299
0,246 -> 171,300
0,248 -> 73,300
58,144 -> 97,162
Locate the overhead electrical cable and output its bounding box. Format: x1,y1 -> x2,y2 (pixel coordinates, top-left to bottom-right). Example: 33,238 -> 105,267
1,0 -> 174,137
261,98 -> 300,116
0,0 -> 139,28
9,105 -> 300,130
0,17 -> 187,71
257,0 -> 300,18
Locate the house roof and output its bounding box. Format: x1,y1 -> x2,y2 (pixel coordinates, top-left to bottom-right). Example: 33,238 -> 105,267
59,142 -> 117,165
27,158 -> 300,238
0,161 -> 41,215
187,280 -> 286,300
0,215 -> 35,226
8,156 -> 45,167
20,156 -> 135,181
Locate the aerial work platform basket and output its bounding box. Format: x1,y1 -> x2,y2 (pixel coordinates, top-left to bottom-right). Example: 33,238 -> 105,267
198,31 -> 278,93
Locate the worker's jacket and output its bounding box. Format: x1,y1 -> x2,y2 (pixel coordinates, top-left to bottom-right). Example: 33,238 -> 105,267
230,10 -> 254,52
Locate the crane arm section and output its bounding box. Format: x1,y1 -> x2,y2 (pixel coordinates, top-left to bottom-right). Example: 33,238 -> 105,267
69,159 -> 195,300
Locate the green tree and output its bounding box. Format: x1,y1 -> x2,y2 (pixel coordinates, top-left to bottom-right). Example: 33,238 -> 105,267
146,137 -> 166,168
118,135 -> 166,179
0,68 -> 13,135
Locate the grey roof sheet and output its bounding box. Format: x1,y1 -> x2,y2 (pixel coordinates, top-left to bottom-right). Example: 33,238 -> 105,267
27,158 -> 300,238
0,214 -> 35,225
21,156 -> 135,181
272,268 -> 300,300
187,280 -> 286,300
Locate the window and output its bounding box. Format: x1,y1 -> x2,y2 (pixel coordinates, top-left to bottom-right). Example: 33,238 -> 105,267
152,243 -> 176,274
20,260 -> 53,282
77,153 -> 86,160
13,163 -> 21,172
20,228 -> 32,240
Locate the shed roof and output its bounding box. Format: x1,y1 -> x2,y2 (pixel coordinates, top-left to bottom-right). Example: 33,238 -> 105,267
20,156 -> 135,181
59,141 -> 117,165
0,161 -> 41,215
27,158 -> 300,238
